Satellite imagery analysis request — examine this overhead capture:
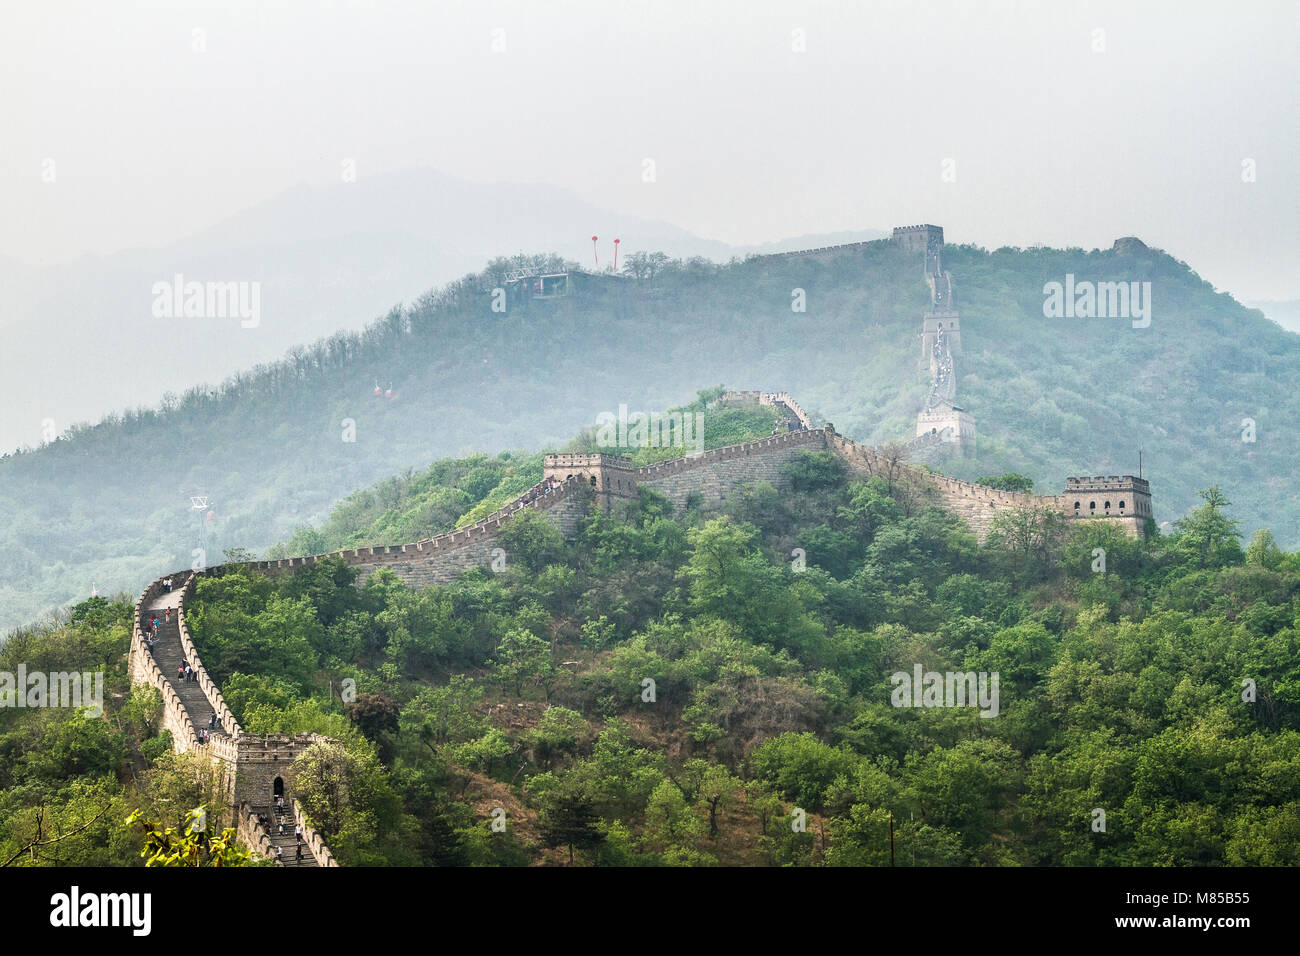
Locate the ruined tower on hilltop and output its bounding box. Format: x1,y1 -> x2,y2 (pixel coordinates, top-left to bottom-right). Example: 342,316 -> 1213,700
893,225 -> 975,458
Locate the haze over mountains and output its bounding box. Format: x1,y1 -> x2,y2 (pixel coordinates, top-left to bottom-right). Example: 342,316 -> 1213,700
3,229 -> 1298,634
0,167 -> 884,454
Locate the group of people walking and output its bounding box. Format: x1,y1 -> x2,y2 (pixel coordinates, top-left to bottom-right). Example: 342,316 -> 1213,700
195,710 -> 222,744
261,797 -> 309,864
520,476 -> 564,504
142,608 -> 173,646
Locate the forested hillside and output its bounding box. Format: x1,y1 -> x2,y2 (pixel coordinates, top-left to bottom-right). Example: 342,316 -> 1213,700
165,450 -> 1300,866
0,596 -> 265,866
4,237 -> 1298,632
265,392 -> 779,558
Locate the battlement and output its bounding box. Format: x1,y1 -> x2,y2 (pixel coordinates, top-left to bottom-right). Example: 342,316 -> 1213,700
128,567 -> 345,865
1065,475 -> 1150,492
228,732 -> 326,757
177,574 -> 241,736
904,225 -> 970,456
544,453 -> 635,470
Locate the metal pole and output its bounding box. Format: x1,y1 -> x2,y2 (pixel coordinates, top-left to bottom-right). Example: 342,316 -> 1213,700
889,812 -> 895,866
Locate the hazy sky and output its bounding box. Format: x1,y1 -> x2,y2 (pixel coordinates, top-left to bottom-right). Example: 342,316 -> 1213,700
3,0 -> 1297,299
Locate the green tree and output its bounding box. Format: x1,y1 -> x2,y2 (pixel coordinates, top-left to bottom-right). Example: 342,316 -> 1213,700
976,473 -> 1034,493
493,628 -> 555,698
537,777 -> 605,865
1172,486 -> 1243,570
126,807 -> 255,867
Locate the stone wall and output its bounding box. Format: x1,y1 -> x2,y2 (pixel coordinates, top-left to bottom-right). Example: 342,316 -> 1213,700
127,579 -> 199,753
176,573 -> 242,735
128,572 -> 343,864
750,240 -> 878,261
827,432 -> 1061,539
637,428 -> 829,510
236,803 -> 276,861
294,799 -> 339,867
230,479 -> 594,591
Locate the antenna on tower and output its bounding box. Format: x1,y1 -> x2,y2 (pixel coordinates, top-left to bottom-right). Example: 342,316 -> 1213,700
1139,448 -> 1143,480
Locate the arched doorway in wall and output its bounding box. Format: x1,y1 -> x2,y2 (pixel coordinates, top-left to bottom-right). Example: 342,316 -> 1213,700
273,776 -> 284,806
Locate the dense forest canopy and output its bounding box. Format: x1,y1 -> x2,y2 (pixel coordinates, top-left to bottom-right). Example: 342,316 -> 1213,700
4,435 -> 1298,866
4,239 -> 1297,635
171,454 -> 1300,864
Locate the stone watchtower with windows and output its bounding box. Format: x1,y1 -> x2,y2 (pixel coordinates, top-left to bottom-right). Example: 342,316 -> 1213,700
543,453 -> 639,512
208,731 -> 327,809
1062,476 -> 1153,537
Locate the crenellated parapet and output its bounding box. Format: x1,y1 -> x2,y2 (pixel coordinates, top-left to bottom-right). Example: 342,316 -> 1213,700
128,580 -> 199,752
176,573 -> 241,736
293,798 -> 339,867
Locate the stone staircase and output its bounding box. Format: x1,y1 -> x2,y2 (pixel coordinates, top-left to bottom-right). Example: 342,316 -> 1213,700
144,601 -> 221,740
250,803 -> 319,867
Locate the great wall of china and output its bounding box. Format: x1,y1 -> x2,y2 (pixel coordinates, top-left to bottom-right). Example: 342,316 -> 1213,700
126,226 -> 1153,868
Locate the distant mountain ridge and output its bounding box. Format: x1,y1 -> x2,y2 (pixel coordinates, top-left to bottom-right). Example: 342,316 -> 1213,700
3,231 -> 1295,634
0,166 -> 884,454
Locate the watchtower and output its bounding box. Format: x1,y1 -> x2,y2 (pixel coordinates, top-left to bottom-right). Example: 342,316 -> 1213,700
916,400 -> 976,453
921,312 -> 962,358
209,732 -> 329,811
543,453 -> 639,512
893,224 -> 944,253
1062,476 -> 1153,538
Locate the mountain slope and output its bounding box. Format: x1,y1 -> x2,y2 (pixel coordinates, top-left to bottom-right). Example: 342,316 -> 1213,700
3,237 -> 1297,632
4,167 -> 845,454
